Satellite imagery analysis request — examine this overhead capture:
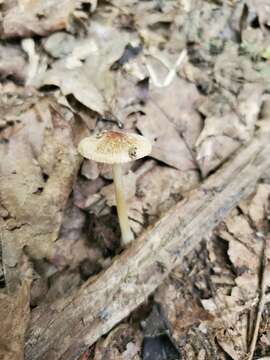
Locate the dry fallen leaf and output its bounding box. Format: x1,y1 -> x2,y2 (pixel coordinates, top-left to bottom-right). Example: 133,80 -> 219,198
249,0 -> 270,32
0,95 -> 88,291
1,0 -> 84,38
42,64 -> 108,115
134,165 -> 199,218
0,43 -> 26,82
201,185 -> 270,359
155,276 -> 212,343
196,83 -> 264,176
94,323 -> 143,360
247,184 -> 270,230
137,101 -> 196,171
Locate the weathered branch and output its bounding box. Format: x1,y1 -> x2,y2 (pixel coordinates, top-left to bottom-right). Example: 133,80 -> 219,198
26,130 -> 270,360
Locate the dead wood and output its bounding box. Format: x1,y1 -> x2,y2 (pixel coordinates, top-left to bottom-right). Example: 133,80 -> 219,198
247,237 -> 268,360
25,130 -> 270,360
0,280 -> 31,360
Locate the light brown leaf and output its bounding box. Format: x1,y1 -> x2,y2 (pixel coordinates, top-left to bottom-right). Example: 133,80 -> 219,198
42,65 -> 107,115
196,83 -> 264,176
94,324 -> 143,360
137,102 -> 195,171
0,44 -> 26,82
0,96 -> 88,291
1,0 -> 79,38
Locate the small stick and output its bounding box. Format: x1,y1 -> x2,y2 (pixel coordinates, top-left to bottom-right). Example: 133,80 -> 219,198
247,237 -> 268,360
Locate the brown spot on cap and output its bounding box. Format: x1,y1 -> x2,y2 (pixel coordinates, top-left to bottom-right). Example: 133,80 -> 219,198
78,131 -> 152,164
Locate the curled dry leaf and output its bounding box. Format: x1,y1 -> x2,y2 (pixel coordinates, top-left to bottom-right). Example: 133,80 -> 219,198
42,65 -> 107,115
22,38 -> 48,87
40,22 -> 135,116
249,0 -> 270,31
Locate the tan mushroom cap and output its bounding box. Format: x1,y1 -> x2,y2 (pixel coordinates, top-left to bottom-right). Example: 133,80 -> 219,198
78,130 -> 152,164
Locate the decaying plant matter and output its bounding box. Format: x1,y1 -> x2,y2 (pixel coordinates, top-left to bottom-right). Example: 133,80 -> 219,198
25,129 -> 270,359
1,0 -> 270,359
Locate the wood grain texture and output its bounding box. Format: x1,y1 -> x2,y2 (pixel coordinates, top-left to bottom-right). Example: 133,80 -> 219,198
25,130 -> 270,360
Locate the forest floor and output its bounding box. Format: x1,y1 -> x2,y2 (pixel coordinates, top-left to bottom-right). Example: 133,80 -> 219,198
1,0 -> 270,359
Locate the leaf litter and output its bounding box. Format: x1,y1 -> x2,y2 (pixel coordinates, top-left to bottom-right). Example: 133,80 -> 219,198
0,0 -> 270,359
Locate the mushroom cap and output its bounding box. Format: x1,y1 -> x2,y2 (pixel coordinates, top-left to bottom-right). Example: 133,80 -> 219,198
78,130 -> 152,164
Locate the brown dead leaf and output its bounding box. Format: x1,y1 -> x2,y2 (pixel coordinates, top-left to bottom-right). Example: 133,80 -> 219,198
0,280 -> 30,360
224,214 -> 261,256
215,312 -> 249,360
134,165 -> 199,218
152,77 -> 203,150
42,269 -> 81,304
50,198 -> 103,271
196,115 -> 240,177
42,32 -> 77,59
214,43 -> 259,94
249,0 -> 270,32
40,21 -> 135,116
247,184 -> 270,230
201,184 -> 270,359
52,235 -> 103,272
94,323 -> 143,360
0,44 -> 26,82
155,278 -> 212,343
184,2 -> 232,45
0,95 -> 88,291
41,64 -> 108,115
1,0 -> 82,38
196,83 -> 264,176
137,102 -> 195,171
81,159 -> 99,180
133,69 -> 203,170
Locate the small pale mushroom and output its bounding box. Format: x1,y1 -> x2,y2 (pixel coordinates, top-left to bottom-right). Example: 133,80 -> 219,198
78,130 -> 152,246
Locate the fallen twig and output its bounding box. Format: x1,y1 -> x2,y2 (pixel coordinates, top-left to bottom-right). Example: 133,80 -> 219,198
247,236 -> 268,360
25,130 -> 270,360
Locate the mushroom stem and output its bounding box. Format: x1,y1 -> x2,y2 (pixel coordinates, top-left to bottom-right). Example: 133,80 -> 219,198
112,163 -> 134,245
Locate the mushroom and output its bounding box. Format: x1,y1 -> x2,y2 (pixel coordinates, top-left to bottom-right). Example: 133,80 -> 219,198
78,130 -> 152,246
